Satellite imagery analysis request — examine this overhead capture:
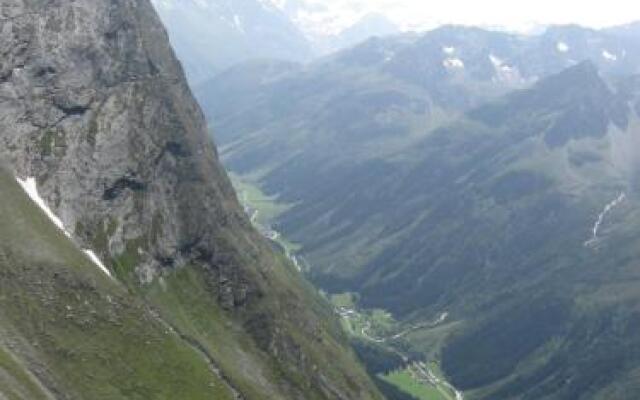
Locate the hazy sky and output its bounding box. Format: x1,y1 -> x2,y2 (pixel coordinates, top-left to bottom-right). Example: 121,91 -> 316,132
284,0 -> 640,35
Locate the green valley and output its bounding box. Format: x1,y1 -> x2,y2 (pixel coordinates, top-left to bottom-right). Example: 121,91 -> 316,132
196,25 -> 640,398
328,292 -> 464,400
226,171 -> 467,400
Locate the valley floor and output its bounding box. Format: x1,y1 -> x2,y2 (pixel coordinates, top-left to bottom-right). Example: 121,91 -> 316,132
334,297 -> 463,400
231,173 -> 463,400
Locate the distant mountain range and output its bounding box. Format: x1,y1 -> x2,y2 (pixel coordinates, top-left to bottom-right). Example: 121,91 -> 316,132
605,21 -> 640,40
302,12 -> 401,55
196,22 -> 640,399
151,0 -> 313,84
152,0 -> 640,89
152,0 -> 402,85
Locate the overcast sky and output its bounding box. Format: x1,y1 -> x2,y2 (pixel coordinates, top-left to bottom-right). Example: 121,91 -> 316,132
282,0 -> 640,35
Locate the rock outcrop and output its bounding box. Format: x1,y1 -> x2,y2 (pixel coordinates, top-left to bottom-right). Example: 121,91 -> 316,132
1,0 -> 242,283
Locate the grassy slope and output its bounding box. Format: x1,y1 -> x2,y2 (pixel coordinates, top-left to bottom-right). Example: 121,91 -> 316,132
144,266 -> 286,399
0,169 -> 236,400
100,166 -> 382,398
0,346 -> 51,400
0,167 -> 381,400
141,244 -> 382,400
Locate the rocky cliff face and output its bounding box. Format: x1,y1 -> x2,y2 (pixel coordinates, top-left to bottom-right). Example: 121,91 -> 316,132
1,0 -> 242,284
0,1 -> 381,399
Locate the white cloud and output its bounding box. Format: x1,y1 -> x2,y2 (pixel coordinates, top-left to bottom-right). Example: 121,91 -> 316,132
279,0 -> 640,35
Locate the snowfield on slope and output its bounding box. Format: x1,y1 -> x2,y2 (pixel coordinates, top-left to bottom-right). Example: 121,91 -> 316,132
16,176 -> 112,278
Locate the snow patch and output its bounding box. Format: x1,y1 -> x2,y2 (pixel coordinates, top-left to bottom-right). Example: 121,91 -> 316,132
83,250 -> 112,278
443,58 -> 464,69
585,192 -> 626,247
489,54 -> 503,67
434,312 -> 449,324
489,53 -> 525,84
233,15 -> 245,33
15,176 -> 112,278
602,50 -> 617,61
442,46 -> 456,55
556,41 -> 569,53
489,54 -> 513,72
16,177 -> 71,238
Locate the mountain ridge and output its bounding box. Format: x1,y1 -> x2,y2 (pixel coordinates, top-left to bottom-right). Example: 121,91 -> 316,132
151,0 -> 312,85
